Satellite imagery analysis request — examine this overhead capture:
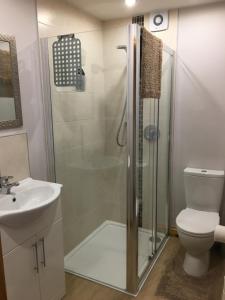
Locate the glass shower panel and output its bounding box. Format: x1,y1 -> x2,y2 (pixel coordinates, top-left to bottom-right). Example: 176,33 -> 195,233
137,47 -> 173,278
135,25 -> 159,278
47,28 -> 128,290
138,97 -> 158,277
156,49 -> 173,248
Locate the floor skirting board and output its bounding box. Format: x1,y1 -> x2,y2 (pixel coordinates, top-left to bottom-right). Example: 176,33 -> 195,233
169,226 -> 178,237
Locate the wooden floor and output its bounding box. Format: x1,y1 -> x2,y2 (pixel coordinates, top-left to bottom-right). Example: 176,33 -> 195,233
63,237 -> 180,300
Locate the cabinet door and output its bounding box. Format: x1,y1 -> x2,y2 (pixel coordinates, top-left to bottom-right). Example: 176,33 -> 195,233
3,236 -> 41,300
38,219 -> 65,300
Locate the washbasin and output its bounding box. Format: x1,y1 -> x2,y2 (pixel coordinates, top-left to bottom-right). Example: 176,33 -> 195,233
0,178 -> 62,227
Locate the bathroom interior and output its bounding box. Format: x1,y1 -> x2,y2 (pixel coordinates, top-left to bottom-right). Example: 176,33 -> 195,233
0,0 -> 225,299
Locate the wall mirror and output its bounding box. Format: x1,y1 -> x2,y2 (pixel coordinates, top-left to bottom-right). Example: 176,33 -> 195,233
0,34 -> 22,129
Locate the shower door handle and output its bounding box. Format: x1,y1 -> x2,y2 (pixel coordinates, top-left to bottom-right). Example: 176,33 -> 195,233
32,242 -> 39,273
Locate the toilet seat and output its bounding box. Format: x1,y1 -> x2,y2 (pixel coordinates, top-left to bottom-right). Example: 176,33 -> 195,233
176,208 -> 219,237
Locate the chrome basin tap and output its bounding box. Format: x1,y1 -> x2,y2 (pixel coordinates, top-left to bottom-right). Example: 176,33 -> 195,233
0,176 -> 19,195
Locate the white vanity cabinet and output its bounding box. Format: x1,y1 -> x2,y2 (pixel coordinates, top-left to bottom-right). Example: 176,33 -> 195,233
38,219 -> 65,300
1,198 -> 65,300
3,235 -> 41,300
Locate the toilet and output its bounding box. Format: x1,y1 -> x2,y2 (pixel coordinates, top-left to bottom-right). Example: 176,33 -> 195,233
176,167 -> 224,277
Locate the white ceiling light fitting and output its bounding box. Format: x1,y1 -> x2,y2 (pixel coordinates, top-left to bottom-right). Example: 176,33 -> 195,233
125,0 -> 136,7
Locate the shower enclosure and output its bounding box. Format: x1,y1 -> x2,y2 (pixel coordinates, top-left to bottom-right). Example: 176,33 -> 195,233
40,24 -> 174,295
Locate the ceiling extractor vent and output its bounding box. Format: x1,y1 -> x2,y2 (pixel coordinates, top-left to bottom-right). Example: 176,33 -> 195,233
132,15 -> 144,27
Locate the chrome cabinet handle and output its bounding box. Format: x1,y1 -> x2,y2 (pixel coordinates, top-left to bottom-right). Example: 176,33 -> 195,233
39,237 -> 46,267
32,242 -> 39,273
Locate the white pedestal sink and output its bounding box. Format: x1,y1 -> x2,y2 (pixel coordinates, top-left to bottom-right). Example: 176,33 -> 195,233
0,177 -> 62,227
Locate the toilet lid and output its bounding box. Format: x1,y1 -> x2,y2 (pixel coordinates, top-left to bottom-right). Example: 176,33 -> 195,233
176,208 -> 219,236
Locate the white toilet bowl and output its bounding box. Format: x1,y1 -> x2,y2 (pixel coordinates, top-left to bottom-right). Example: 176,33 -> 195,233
176,208 -> 219,277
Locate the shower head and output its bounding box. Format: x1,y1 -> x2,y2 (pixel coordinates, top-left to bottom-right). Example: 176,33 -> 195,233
117,45 -> 127,52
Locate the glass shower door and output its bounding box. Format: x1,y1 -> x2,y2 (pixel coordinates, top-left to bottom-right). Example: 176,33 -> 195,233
138,97 -> 158,274
156,48 -> 173,249
139,48 -> 174,266
137,47 -> 174,279
127,24 -> 173,294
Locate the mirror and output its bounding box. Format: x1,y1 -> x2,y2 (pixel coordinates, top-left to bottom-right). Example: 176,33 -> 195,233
0,34 -> 22,129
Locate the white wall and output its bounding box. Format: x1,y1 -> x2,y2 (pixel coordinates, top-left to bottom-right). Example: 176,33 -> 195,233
0,0 -> 47,180
171,2 -> 225,225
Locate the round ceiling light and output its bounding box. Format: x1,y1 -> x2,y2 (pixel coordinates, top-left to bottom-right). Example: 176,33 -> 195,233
125,0 -> 136,7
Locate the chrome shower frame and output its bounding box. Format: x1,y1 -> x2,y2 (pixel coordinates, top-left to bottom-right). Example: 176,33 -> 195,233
126,24 -> 139,293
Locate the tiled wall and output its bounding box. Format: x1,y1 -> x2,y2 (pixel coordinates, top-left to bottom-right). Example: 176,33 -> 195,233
0,133 -> 30,181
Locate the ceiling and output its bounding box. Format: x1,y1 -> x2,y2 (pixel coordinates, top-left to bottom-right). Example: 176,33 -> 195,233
66,0 -> 222,20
